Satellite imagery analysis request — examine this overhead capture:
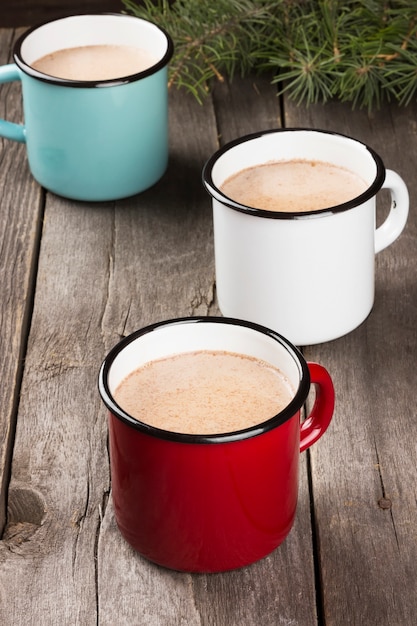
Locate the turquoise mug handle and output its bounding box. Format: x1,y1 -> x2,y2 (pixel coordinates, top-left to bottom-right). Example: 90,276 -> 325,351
0,64 -> 26,143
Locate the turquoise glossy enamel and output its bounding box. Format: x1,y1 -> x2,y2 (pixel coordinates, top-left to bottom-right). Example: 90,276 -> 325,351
20,67 -> 169,201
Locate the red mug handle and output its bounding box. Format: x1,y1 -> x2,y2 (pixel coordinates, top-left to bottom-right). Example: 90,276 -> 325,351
300,362 -> 335,453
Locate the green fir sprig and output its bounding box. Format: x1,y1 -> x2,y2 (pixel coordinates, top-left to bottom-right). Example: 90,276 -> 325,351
123,0 -> 417,110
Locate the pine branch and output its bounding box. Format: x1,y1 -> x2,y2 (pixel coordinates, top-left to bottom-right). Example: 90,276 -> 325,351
123,0 -> 275,102
123,0 -> 417,110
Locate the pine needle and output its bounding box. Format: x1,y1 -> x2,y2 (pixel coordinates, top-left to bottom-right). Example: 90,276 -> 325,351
123,0 -> 417,110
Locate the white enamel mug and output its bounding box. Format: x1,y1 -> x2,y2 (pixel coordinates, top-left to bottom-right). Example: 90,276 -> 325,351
202,129 -> 409,346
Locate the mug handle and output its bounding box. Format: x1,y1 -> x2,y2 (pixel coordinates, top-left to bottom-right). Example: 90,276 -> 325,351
300,362 -> 335,453
0,64 -> 26,143
375,169 -> 409,254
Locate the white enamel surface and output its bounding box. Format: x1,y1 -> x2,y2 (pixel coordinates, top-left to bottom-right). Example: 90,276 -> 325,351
208,130 -> 409,345
213,199 -> 375,345
20,15 -> 169,66
108,321 -> 301,395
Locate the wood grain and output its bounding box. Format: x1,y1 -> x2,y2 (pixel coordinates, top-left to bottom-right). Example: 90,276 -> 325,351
285,99 -> 417,625
0,28 -> 42,535
0,34 -> 416,623
97,78 -> 318,626
0,1 -> 124,28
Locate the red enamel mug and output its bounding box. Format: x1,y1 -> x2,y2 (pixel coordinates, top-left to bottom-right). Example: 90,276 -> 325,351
98,317 -> 334,572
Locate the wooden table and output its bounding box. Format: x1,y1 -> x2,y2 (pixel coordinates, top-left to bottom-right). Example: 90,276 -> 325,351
0,1 -> 124,29
1,26 -> 416,626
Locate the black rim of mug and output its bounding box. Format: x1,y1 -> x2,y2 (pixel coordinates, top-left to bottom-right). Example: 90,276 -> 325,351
98,316 -> 311,445
13,13 -> 175,88
202,127 -> 386,220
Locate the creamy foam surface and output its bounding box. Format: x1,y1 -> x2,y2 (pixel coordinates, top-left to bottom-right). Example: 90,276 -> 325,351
114,350 -> 294,435
31,44 -> 157,81
220,159 -> 368,212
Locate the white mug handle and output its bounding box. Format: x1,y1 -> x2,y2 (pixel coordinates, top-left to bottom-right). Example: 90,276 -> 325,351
375,169 -> 409,254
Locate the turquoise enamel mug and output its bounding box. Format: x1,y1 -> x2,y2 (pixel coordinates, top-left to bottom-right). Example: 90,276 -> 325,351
0,14 -> 174,201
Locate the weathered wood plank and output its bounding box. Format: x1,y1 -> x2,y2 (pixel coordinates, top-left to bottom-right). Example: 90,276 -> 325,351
0,1 -> 124,28
211,73 -> 282,140
0,74 -> 322,626
0,85 -> 217,624
190,75 -> 320,626
96,88 -> 228,626
0,28 -> 42,535
0,195 -> 114,624
95,89 -> 221,626
284,99 -> 417,624
96,78 -> 320,626
1,43 -> 415,626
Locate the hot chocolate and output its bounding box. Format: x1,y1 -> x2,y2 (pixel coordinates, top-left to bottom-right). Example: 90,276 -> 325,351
220,159 -> 368,212
32,44 -> 157,81
114,350 -> 294,435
